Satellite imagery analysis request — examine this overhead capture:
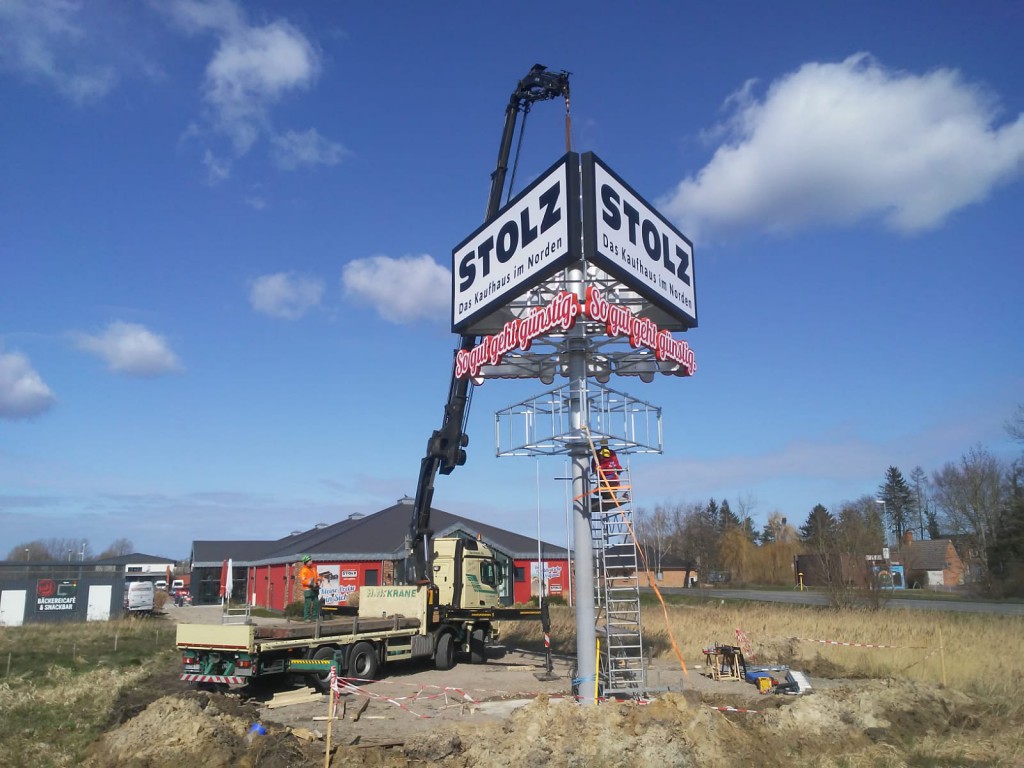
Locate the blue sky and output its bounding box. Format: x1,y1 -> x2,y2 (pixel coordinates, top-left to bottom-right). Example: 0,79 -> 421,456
1,1 -> 1021,560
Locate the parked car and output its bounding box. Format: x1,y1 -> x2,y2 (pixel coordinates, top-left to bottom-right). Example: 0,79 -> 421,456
154,579 -> 167,591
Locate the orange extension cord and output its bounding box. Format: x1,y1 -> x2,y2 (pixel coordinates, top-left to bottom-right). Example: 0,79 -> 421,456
579,427 -> 689,680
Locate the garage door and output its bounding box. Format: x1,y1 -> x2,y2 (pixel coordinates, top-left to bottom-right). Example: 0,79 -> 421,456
0,590 -> 27,627
87,585 -> 112,621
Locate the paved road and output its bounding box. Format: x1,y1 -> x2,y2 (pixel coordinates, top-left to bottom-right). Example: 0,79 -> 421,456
653,587 -> 1024,616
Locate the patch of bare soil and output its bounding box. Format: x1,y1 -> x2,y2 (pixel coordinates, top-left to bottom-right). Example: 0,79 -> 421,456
85,652 -> 1020,768
85,690 -> 323,768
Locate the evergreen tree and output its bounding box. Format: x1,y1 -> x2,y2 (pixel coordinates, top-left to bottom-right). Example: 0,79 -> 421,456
760,512 -> 795,544
705,499 -> 720,528
718,499 -> 741,531
799,504 -> 838,550
926,509 -> 942,539
878,466 -> 915,543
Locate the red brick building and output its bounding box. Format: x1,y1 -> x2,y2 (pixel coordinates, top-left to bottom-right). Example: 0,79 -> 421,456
190,498 -> 569,608
898,532 -> 965,589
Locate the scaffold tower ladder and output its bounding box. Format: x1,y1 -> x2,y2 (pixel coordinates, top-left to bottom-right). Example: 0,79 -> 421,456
589,465 -> 647,698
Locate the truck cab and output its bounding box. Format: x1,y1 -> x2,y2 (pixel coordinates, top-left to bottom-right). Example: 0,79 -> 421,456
431,537 -> 501,609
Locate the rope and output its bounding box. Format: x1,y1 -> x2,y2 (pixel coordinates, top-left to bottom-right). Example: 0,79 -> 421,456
582,426 -> 689,680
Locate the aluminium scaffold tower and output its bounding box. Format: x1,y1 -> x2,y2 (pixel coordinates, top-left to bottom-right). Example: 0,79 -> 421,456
590,465 -> 646,698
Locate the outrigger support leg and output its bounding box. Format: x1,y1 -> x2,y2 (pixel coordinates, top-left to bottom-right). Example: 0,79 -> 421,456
534,600 -> 559,681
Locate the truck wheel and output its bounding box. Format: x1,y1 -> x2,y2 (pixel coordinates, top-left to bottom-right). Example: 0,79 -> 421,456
434,633 -> 455,670
348,641 -> 379,681
469,628 -> 487,664
311,646 -> 336,694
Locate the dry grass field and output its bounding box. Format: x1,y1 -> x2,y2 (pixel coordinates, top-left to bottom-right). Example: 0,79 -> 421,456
507,599 -> 1023,699
2,602 -> 1023,767
0,618 -> 179,768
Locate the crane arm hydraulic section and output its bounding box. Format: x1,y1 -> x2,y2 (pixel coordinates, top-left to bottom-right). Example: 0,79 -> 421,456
406,64 -> 571,585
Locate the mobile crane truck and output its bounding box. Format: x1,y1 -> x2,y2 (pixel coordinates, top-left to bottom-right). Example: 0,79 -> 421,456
176,65 -> 570,692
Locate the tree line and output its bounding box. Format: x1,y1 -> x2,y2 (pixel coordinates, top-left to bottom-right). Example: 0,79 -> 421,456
5,537 -> 134,562
634,405 -> 1024,597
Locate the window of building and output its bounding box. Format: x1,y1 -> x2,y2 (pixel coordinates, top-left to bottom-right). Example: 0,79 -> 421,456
514,566 -> 525,583
365,569 -> 379,586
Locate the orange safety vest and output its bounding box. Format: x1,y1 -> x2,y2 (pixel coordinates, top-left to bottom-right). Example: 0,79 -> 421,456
299,564 -> 319,590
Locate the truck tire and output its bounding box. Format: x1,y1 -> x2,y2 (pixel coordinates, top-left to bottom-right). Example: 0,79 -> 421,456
311,646 -> 337,694
348,641 -> 379,681
434,632 -> 455,670
469,627 -> 487,664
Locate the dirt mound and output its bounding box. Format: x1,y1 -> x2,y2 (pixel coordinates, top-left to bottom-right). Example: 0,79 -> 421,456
85,690 -> 321,768
85,679 -> 1010,768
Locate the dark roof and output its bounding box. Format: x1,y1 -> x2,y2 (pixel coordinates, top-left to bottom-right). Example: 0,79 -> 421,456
191,540 -> 279,567
193,499 -> 569,566
90,552 -> 177,566
902,539 -> 960,571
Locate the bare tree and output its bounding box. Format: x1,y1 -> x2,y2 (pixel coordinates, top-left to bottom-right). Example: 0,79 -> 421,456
6,538 -> 92,561
673,501 -> 717,580
6,541 -> 50,561
932,445 -> 1006,583
98,538 -> 134,558
635,504 -> 672,575
1006,404 -> 1024,443
909,466 -> 930,540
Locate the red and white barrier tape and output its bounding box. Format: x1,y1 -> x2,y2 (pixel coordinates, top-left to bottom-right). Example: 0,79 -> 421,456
790,636 -> 930,650
735,628 -> 755,661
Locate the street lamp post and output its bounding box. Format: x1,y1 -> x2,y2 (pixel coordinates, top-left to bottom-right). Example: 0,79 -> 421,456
874,498 -> 888,550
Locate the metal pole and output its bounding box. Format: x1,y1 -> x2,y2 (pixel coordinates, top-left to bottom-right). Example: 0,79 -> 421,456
567,259 -> 596,705
536,458 -> 543,606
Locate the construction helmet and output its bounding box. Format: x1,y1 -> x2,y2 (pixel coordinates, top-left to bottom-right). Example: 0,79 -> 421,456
302,554 -> 311,563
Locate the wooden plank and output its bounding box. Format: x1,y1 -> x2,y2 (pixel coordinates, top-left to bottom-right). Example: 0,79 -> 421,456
264,689 -> 324,709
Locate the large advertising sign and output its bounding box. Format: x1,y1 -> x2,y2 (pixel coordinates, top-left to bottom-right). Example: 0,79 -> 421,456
452,153 -> 580,333
317,565 -> 357,606
35,579 -> 78,613
455,288 -> 696,379
582,152 -> 697,330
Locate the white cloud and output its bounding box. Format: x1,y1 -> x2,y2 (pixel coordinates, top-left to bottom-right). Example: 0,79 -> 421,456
662,53 -> 1024,239
0,0 -> 117,103
202,149 -> 231,184
249,272 -> 324,319
164,0 -> 324,156
0,348 -> 56,419
73,322 -> 183,376
271,128 -> 346,171
342,255 -> 450,325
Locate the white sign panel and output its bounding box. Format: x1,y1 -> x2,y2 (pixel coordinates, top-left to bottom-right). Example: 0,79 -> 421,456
583,153 -> 697,329
452,153 -> 579,333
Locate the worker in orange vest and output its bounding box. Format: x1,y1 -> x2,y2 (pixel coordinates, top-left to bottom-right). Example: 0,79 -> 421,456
298,555 -> 320,622
592,438 -> 623,502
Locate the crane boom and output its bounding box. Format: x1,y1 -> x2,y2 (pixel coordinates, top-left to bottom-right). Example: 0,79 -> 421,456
406,65 -> 570,584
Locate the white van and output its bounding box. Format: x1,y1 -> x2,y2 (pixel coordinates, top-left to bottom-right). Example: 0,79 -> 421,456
171,579 -> 185,592
125,581 -> 155,613
154,580 -> 167,591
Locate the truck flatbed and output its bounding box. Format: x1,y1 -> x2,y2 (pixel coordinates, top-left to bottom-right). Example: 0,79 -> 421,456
254,615 -> 420,640
176,615 -> 421,654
